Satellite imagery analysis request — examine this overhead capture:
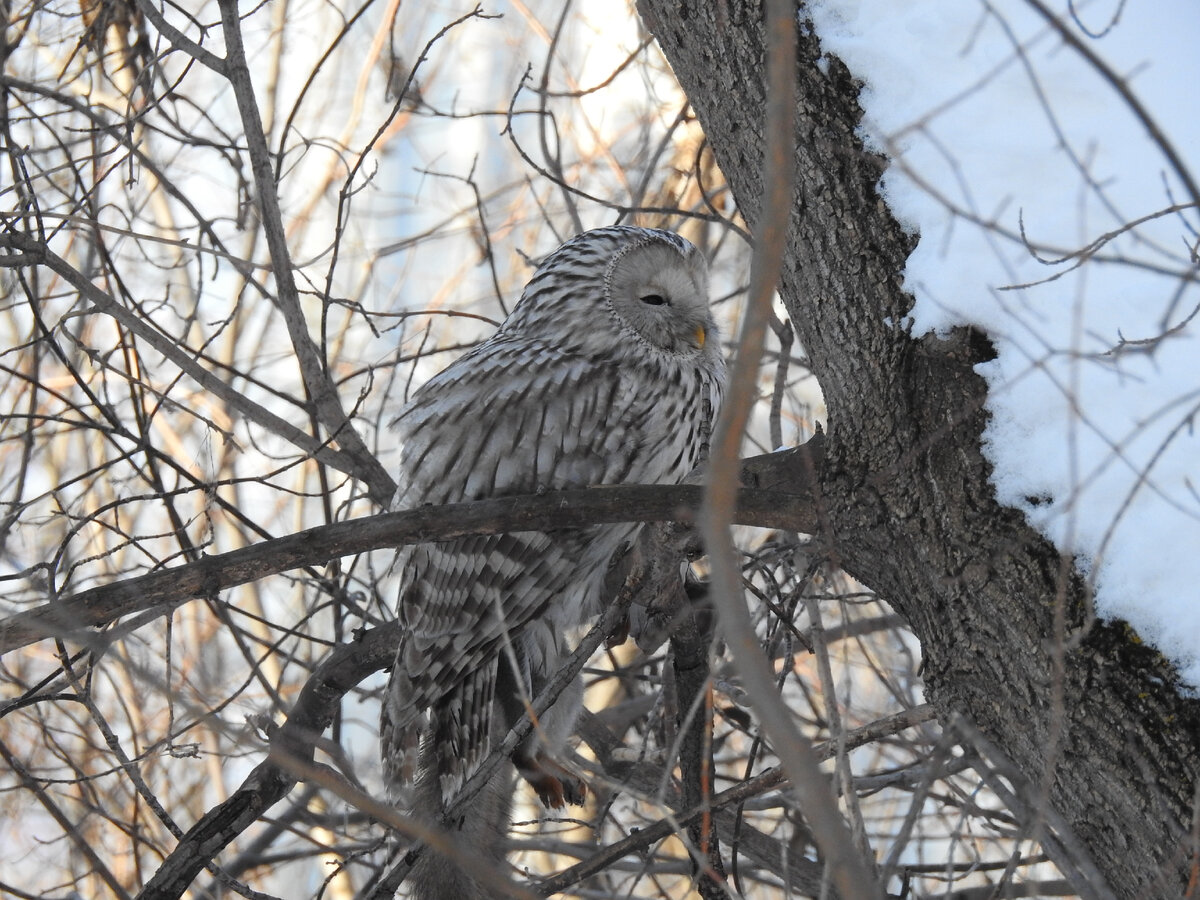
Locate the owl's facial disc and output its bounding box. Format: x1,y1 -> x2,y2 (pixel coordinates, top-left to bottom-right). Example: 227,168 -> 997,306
607,242 -> 713,355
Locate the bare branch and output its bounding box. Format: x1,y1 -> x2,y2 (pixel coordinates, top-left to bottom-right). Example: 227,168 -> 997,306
215,0 -> 394,504
0,442 -> 824,655
698,0 -> 881,895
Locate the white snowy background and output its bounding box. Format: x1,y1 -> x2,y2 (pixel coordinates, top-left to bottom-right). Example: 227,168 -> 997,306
808,1 -> 1200,687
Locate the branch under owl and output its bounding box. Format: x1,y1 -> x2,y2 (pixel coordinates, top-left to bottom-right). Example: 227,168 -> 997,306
0,438 -> 824,656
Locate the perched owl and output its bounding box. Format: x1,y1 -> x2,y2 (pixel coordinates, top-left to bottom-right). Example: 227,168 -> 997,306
381,226 -> 725,897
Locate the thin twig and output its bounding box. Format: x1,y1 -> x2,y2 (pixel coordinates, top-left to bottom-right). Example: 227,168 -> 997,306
698,0 -> 883,895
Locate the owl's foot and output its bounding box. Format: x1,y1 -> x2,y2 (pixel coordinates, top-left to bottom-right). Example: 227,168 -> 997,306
605,611 -> 631,648
516,752 -> 587,808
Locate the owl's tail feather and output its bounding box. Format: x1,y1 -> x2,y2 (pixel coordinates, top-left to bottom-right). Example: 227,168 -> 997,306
403,669 -> 514,900
380,693 -> 421,804
431,658 -> 499,802
382,649 -> 501,798
386,656 -> 587,899
405,745 -> 515,900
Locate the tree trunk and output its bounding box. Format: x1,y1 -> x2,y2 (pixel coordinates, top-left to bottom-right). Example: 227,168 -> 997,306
639,1 -> 1200,896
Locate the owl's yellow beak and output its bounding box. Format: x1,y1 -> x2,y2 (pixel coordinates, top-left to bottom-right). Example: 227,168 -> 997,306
694,325 -> 707,349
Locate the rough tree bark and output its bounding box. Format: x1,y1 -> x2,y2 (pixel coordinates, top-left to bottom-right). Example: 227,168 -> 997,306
639,1 -> 1200,897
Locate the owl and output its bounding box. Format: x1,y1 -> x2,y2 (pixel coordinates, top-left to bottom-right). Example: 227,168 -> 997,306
381,226 -> 725,896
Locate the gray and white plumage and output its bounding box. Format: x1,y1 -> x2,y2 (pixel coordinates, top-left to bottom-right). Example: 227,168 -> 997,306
381,226 -> 725,824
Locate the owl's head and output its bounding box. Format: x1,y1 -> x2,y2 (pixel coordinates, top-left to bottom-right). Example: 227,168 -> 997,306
508,226 -> 719,361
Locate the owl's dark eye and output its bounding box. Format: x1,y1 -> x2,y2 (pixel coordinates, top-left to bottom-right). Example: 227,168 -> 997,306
639,293 -> 668,307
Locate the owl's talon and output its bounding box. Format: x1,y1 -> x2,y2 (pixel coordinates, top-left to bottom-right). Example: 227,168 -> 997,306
560,774 -> 588,807
605,612 -> 631,648
516,753 -> 587,809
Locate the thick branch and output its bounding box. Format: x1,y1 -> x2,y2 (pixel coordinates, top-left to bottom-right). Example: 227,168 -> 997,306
0,442 -> 823,655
